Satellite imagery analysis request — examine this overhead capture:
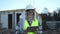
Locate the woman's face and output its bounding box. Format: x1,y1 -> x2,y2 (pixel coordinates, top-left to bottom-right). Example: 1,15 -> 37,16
26,10 -> 34,20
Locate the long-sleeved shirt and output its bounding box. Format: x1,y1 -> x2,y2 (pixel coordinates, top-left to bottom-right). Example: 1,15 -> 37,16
18,14 -> 25,32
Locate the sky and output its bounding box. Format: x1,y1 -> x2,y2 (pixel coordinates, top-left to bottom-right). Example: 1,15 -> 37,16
0,0 -> 60,13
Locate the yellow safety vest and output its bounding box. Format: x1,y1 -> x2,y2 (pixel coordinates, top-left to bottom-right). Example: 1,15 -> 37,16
27,32 -> 35,34
24,19 -> 38,30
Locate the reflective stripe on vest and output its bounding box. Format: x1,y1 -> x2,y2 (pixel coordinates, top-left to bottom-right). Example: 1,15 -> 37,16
24,19 -> 38,30
27,32 -> 34,34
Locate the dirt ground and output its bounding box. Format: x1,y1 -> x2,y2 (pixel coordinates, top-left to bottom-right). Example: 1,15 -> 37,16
42,30 -> 60,34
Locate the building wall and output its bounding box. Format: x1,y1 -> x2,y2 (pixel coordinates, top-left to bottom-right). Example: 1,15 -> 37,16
0,9 -> 37,29
1,12 -> 8,28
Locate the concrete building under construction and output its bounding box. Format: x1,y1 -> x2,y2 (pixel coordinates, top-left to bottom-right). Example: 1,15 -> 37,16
0,8 -> 38,34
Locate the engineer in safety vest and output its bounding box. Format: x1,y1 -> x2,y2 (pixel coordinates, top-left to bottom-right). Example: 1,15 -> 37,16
24,4 -> 39,34
19,4 -> 38,34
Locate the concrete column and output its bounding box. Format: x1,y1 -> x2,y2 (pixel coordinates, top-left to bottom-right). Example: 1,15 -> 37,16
0,12 -> 2,29
12,11 -> 16,30
0,12 -> 1,23
38,15 -> 42,34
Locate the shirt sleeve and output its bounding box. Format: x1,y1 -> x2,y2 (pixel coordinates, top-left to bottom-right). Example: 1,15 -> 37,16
18,18 -> 24,31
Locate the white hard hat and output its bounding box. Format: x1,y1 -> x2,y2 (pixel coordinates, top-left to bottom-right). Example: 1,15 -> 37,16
25,4 -> 35,10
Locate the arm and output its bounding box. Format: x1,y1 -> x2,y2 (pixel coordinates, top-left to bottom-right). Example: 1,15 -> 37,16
18,18 -> 23,31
